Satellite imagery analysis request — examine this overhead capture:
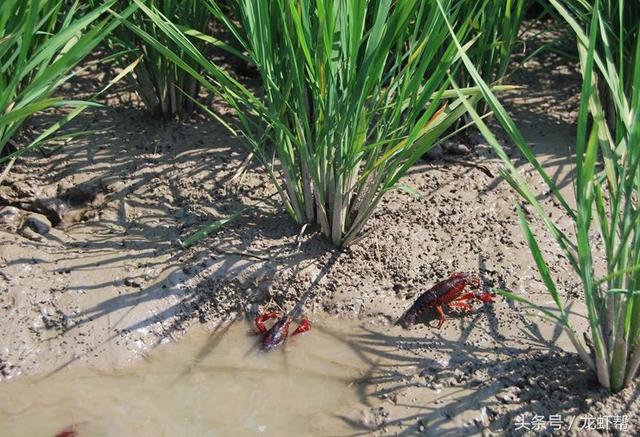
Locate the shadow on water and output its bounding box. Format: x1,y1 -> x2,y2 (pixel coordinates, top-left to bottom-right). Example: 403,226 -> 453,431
0,307 -> 613,435
0,319 -> 382,436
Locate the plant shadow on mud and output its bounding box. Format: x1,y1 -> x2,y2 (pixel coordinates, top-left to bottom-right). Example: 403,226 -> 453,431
315,304 -> 608,436
8,86 -> 517,379
2,101 -> 344,375
5,97 -> 577,387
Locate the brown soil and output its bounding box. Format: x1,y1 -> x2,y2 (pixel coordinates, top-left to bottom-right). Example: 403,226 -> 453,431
1,22 -> 638,437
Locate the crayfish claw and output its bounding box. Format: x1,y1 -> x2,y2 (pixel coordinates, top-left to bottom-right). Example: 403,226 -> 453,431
474,291 -> 495,303
291,318 -> 311,336
255,311 -> 280,333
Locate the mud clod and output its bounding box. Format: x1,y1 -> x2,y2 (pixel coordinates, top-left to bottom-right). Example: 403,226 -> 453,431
23,214 -> 51,235
0,206 -> 21,232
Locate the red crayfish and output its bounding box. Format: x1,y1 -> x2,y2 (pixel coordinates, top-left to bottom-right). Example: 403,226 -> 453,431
255,311 -> 311,351
396,272 -> 494,329
54,424 -> 78,437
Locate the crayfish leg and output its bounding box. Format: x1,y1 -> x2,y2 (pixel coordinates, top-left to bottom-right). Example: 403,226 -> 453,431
435,305 -> 446,329
455,291 -> 476,302
448,301 -> 473,312
458,290 -> 495,304
291,318 -> 311,336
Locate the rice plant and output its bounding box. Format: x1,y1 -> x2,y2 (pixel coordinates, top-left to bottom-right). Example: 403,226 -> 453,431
95,0 -> 220,118
559,0 -> 639,139
121,0 -> 512,246
459,0 -> 527,88
445,0 -> 640,391
0,0 -> 135,181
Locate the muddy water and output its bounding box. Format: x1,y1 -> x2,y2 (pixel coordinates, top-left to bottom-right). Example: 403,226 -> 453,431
0,320 -> 374,437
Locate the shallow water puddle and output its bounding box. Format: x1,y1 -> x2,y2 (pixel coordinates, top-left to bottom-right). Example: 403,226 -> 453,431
0,320 -> 373,436
0,312 -> 582,436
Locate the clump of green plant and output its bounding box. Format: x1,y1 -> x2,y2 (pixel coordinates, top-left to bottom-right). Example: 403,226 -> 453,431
122,0 -> 513,246
447,0 -> 640,391
0,0 -> 134,181
96,0 -> 221,118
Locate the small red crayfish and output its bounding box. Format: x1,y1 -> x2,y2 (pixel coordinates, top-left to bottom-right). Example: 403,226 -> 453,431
396,272 -> 494,329
255,311 -> 311,351
54,424 -> 78,437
